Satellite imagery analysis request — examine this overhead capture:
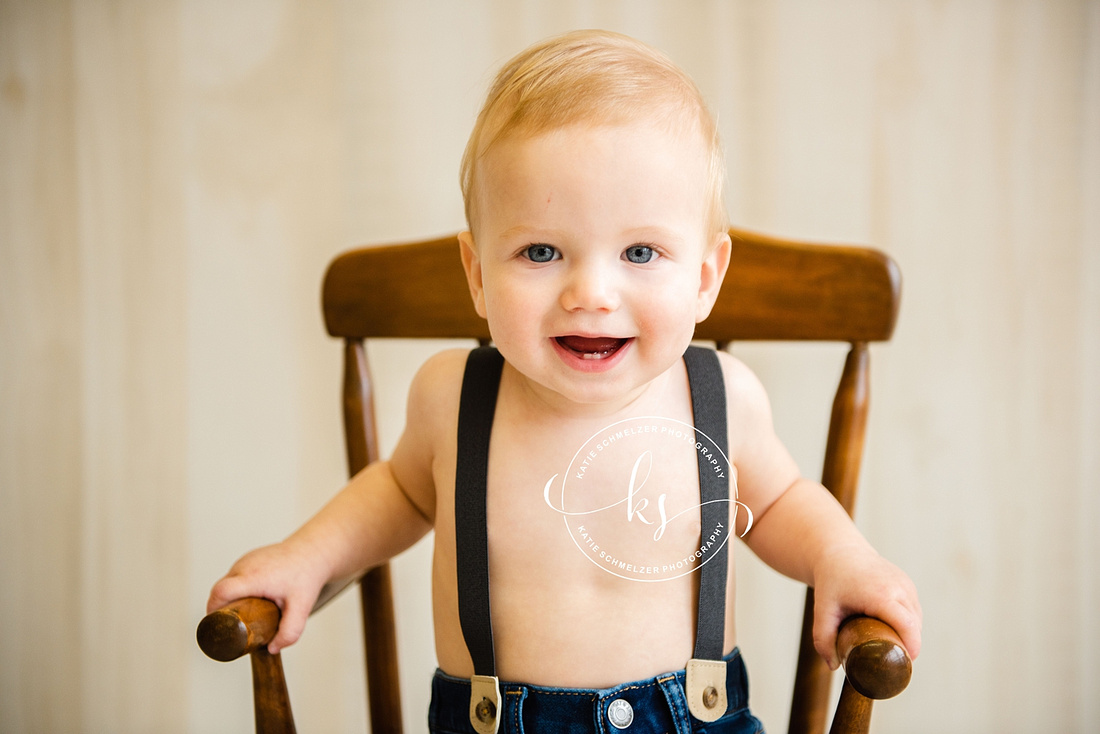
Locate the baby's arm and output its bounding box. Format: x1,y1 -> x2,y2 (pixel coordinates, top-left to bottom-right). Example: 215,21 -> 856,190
722,354 -> 922,670
744,479 -> 922,669
206,352 -> 456,653
206,460 -> 432,653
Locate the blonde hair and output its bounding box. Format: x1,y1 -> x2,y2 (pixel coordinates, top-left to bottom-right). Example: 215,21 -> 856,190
461,30 -> 728,236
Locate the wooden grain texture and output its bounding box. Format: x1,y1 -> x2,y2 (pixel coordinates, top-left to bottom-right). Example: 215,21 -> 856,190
0,6 -> 84,731
828,682 -> 872,734
836,617 -> 912,700
196,597 -> 281,662
702,229 -> 901,343
250,650 -> 297,734
343,340 -> 377,476
821,345 -> 872,515
196,598 -> 296,733
323,236 -> 490,340
790,610 -> 912,734
360,564 -> 404,734
825,613 -> 915,734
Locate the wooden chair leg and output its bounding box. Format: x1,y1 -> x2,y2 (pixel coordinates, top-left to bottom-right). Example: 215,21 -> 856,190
788,588 -> 834,734
197,598 -> 296,734
361,564 -> 404,734
250,648 -> 296,734
828,616 -> 913,734
828,681 -> 872,734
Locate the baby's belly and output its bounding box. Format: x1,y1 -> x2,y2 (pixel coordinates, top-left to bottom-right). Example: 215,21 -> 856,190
432,434 -> 739,687
432,535 -> 739,688
491,573 -> 700,687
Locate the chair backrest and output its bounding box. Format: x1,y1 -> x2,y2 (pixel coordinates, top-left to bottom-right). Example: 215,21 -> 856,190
321,227 -> 900,734
196,226 -> 910,734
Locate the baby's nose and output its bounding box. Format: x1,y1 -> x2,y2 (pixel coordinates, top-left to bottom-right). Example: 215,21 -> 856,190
559,262 -> 620,312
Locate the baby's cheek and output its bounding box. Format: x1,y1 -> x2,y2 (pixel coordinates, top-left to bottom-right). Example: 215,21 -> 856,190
636,297 -> 697,342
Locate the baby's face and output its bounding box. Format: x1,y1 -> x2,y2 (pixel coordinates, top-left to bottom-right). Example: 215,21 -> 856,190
460,121 -> 729,410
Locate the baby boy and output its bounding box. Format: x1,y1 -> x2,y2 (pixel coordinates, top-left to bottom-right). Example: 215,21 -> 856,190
208,29 -> 921,734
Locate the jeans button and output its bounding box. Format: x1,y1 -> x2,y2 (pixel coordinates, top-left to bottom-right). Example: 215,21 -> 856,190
607,698 -> 634,729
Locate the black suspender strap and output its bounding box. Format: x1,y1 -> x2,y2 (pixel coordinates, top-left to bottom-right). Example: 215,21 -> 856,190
682,346 -> 729,662
454,345 -> 730,682
454,346 -> 504,678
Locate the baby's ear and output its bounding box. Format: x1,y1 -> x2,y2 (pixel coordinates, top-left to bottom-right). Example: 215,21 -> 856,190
695,231 -> 731,322
458,231 -> 488,319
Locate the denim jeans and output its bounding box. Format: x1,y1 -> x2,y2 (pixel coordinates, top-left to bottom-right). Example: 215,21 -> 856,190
428,648 -> 765,734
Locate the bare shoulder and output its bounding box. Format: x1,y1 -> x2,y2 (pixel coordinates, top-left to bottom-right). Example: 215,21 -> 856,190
403,347 -> 472,437
713,349 -> 773,424
713,350 -> 801,504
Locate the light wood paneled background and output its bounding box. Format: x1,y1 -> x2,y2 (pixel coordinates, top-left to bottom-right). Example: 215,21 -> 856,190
2,2 -> 1097,732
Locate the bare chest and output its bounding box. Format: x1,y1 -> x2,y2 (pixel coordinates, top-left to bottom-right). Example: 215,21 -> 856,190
486,413 -> 732,589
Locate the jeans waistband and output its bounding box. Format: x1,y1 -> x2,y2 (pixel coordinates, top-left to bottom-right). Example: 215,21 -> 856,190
429,648 -> 750,734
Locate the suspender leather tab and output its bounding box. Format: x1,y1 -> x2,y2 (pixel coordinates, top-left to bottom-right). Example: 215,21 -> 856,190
685,658 -> 728,722
469,674 -> 501,734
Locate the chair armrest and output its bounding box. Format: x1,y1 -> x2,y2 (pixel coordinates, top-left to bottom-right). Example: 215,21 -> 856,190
836,616 -> 912,699
197,597 -> 281,662
196,574 -> 360,662
197,598 -> 298,733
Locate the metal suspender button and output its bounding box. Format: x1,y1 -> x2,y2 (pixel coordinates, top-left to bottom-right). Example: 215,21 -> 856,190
476,697 -> 496,722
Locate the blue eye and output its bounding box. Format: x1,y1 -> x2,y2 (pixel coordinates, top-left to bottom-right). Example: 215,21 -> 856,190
525,244 -> 558,263
624,245 -> 655,264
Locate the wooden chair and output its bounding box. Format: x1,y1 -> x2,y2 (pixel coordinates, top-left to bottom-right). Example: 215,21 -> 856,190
197,227 -> 912,734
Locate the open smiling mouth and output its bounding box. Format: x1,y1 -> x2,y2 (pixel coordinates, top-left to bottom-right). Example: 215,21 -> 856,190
555,335 -> 630,360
